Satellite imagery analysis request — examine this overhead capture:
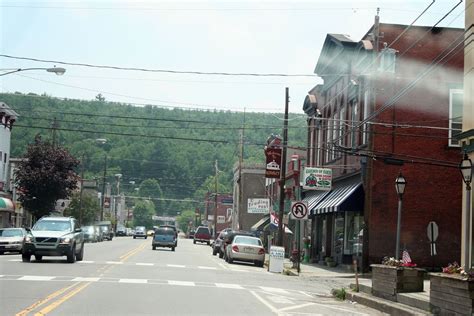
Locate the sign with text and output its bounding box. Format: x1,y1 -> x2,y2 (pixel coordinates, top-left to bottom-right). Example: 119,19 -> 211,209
265,148 -> 282,178
247,198 -> 270,214
302,167 -> 332,191
217,215 -> 225,224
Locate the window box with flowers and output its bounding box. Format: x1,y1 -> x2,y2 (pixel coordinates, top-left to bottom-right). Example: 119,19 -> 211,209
429,262 -> 474,315
371,257 -> 425,302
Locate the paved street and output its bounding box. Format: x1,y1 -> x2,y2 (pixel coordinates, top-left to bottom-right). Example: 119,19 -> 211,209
0,237 -> 382,315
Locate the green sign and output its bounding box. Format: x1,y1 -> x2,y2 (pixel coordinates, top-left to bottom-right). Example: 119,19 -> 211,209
303,167 -> 332,191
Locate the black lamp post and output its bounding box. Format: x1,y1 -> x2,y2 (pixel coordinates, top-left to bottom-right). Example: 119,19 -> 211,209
460,153 -> 472,270
395,172 -> 407,260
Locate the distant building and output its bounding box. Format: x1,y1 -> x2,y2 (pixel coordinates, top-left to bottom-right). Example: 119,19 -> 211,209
204,192 -> 233,234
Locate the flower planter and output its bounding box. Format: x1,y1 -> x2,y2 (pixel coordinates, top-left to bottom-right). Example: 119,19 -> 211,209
430,273 -> 474,315
371,264 -> 425,302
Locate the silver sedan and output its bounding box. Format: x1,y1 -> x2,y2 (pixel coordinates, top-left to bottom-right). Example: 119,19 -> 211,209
226,235 -> 265,267
0,227 -> 27,254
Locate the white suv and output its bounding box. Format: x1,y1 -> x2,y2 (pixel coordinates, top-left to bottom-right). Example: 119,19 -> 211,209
23,216 -> 85,263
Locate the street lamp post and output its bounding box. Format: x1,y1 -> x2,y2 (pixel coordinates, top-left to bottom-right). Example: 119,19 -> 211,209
395,172 -> 407,260
0,67 -> 66,76
460,153 -> 473,270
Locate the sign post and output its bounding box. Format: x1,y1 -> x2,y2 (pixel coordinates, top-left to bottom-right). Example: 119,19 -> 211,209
291,201 -> 308,273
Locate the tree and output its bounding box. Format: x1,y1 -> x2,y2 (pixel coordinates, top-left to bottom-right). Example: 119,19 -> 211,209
133,200 -> 155,228
138,179 -> 163,213
64,192 -> 100,225
95,93 -> 106,102
15,140 -> 80,219
176,210 -> 195,233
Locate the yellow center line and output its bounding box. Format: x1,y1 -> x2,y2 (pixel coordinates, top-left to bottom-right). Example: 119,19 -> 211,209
15,282 -> 81,316
120,241 -> 148,262
33,282 -> 92,316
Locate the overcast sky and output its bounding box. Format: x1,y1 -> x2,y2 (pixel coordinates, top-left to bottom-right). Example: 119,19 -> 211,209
0,0 -> 466,113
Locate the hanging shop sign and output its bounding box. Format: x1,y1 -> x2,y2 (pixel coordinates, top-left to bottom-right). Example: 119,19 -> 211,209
265,148 -> 282,178
302,167 -> 332,191
247,198 -> 270,214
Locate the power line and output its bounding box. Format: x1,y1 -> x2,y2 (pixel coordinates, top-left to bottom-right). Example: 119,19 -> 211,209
0,54 -> 316,77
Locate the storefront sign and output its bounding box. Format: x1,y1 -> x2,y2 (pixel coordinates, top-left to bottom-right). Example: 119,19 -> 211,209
217,215 -> 225,224
247,198 -> 270,214
302,167 -> 332,191
269,246 -> 285,273
265,148 -> 282,178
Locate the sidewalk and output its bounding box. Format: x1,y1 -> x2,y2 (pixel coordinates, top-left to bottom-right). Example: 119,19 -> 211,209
265,256 -> 432,315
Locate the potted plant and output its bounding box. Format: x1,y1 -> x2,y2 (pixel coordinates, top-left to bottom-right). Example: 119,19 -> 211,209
325,256 -> 337,267
371,256 -> 425,302
430,262 -> 474,315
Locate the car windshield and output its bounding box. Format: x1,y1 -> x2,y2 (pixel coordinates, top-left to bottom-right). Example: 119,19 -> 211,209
136,227 -> 145,232
0,229 -> 23,237
82,226 -> 94,233
196,227 -> 209,234
155,229 -> 175,236
33,220 -> 72,232
234,236 -> 262,246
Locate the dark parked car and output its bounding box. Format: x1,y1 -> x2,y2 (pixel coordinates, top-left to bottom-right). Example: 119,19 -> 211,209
194,226 -> 211,245
96,221 -> 114,241
0,227 -> 27,254
187,229 -> 195,239
82,225 -> 100,243
212,228 -> 232,257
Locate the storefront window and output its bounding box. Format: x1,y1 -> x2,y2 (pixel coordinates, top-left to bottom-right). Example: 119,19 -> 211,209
334,214 -> 344,258
344,212 -> 364,255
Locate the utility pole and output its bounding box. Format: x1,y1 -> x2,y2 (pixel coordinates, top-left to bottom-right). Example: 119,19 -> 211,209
100,154 -> 107,221
277,87 -> 289,247
237,111 -> 245,231
51,117 -> 59,147
78,154 -> 85,226
214,160 -> 218,239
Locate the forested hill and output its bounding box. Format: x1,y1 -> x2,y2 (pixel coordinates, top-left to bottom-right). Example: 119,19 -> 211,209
2,92 -> 307,215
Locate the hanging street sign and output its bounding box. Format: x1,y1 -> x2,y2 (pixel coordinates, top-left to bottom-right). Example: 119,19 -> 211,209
290,201 -> 308,220
265,147 -> 282,178
302,167 -> 332,191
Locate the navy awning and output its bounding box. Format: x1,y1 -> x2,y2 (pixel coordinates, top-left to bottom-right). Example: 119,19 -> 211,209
303,190 -> 331,216
313,180 -> 363,214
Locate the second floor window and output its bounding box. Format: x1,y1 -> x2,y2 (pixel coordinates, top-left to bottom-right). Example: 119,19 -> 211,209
449,89 -> 463,147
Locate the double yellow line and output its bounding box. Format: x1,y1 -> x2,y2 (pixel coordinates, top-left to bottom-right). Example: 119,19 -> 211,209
119,241 -> 148,262
15,241 -> 149,315
16,282 -> 91,316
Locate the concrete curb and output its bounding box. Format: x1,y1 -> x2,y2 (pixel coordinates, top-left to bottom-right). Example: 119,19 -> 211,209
346,292 -> 431,316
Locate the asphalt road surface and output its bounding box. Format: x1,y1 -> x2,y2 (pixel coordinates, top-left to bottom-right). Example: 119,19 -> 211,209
0,236 -> 383,315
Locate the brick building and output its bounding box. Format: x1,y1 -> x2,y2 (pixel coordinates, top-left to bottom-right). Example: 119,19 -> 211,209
204,192 -> 233,234
304,20 -> 464,269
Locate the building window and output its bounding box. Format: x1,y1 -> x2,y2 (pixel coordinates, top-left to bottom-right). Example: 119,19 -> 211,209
361,91 -> 370,145
339,107 -> 346,155
378,47 -> 397,73
449,89 -> 463,147
350,101 -> 358,149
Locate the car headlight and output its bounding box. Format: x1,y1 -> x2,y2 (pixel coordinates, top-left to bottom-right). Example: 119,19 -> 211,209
25,236 -> 33,243
60,237 -> 72,244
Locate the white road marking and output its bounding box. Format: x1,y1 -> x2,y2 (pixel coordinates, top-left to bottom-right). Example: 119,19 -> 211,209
267,295 -> 294,304
215,283 -> 244,289
198,266 -> 217,270
299,290 -> 314,298
19,276 -> 55,281
167,264 -> 185,268
80,260 -> 94,263
119,278 -> 148,284
216,262 -> 229,270
8,259 -> 21,262
168,280 -> 195,287
136,263 -> 154,266
106,261 -> 123,264
249,290 -> 280,314
260,286 -> 289,294
278,302 -> 316,312
72,277 -> 100,282
0,275 -> 3,278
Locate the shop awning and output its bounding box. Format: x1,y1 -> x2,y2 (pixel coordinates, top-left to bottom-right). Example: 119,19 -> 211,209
303,190 -> 331,216
313,181 -> 363,214
250,215 -> 270,232
0,197 -> 15,212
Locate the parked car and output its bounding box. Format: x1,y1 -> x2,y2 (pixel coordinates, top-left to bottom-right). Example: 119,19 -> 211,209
221,231 -> 254,260
187,229 -> 195,239
0,227 -> 27,254
225,235 -> 265,267
23,216 -> 84,263
126,228 -> 132,236
134,226 -> 147,239
193,226 -> 211,245
152,227 -> 177,251
82,225 -> 99,243
212,228 -> 232,256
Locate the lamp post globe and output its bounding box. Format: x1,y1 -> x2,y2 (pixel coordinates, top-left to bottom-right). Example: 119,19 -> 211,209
394,171 -> 406,260
395,172 -> 407,197
460,153 -> 473,187
460,152 -> 473,270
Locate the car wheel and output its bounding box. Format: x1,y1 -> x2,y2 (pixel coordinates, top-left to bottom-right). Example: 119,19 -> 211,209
0,251 -> 4,255
228,256 -> 233,264
67,245 -> 76,263
193,240 -> 196,244
212,248 -> 217,256
152,245 -> 156,250
218,251 -> 223,259
34,255 -> 43,261
207,241 -> 210,245
172,247 -> 175,252
76,243 -> 84,261
22,253 -> 31,262
256,261 -> 264,268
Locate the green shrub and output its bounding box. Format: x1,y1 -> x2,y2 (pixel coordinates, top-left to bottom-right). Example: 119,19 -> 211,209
331,287 -> 347,300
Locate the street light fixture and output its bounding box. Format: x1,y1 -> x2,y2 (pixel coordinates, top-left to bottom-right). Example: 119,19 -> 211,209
460,153 -> 472,270
114,173 -> 123,232
0,67 -> 66,76
395,172 -> 407,260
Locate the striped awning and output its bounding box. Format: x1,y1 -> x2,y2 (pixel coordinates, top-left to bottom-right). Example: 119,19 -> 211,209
313,181 -> 362,214
0,197 -> 15,212
250,215 -> 270,232
303,190 -> 331,216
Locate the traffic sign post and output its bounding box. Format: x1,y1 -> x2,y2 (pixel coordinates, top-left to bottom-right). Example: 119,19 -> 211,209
291,201 -> 308,220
